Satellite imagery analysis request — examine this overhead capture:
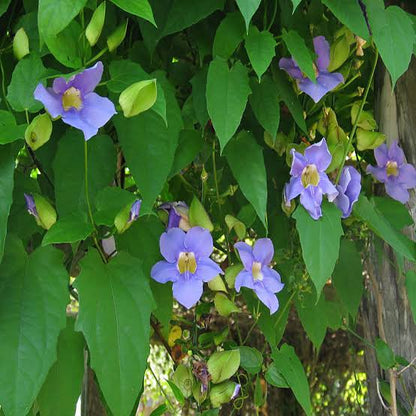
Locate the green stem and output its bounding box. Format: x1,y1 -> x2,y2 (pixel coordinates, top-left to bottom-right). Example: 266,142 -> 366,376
266,0 -> 278,31
84,47 -> 108,67
273,290 -> 296,329
335,49 -> 379,184
242,302 -> 260,345
148,364 -> 176,411
0,57 -> 11,112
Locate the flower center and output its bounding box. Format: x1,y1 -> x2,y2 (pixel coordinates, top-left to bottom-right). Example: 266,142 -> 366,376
177,252 -> 197,274
301,164 -> 320,188
62,87 -> 82,111
386,161 -> 399,177
252,261 -> 263,281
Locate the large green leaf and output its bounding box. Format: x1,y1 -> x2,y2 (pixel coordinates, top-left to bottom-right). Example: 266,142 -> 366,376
212,12 -> 245,59
37,318 -> 85,416
0,237 -> 68,416
245,26 -> 276,80
0,0 -> 11,17
332,239 -> 363,319
281,29 -> 315,82
372,196 -> 413,230
321,0 -> 369,40
110,0 -> 155,25
353,195 -> 416,262
238,346 -> 263,374
0,143 -> 18,262
272,344 -> 312,416
0,111 -> 26,144
38,0 -> 87,36
364,2 -> 414,87
190,67 -> 209,127
249,75 -> 280,137
75,251 -> 154,416
405,270 -> 416,325
7,54 -> 47,113
53,131 -> 116,217
236,0 -> 261,32
206,58 -> 251,151
293,202 -> 343,298
225,131 -> 267,228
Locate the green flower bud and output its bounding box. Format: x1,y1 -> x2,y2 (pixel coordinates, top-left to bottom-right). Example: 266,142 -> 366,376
114,200 -> 141,233
210,381 -> 239,408
356,128 -> 386,151
192,382 -> 208,405
13,28 -> 29,60
172,364 -> 194,398
119,79 -> 157,118
33,194 -> 57,230
207,350 -> 240,384
328,34 -> 350,72
189,196 -> 214,231
214,293 -> 240,317
208,275 -> 227,292
351,102 -> 377,131
281,194 -> 296,217
25,113 -> 52,151
224,264 -> 243,289
225,214 -> 246,240
107,20 -> 128,52
86,2 -> 106,47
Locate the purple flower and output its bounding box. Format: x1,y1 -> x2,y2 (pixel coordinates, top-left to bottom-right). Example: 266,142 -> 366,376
367,141 -> 416,203
34,62 -> 116,141
334,166 -> 361,218
234,238 -> 284,314
285,138 -> 338,220
231,384 -> 241,400
158,201 -> 191,231
279,36 -> 344,103
151,227 -> 222,309
24,193 -> 38,219
128,200 -> 142,223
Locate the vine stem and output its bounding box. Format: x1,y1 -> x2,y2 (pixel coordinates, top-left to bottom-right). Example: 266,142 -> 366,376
148,364 -> 175,411
335,49 -> 379,184
84,47 -> 108,67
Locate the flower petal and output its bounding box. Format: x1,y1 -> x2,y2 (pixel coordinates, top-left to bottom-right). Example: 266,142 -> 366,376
290,149 -> 308,176
367,165 -> 388,183
261,267 -> 284,293
298,78 -> 330,103
33,84 -> 63,118
234,270 -> 255,291
300,186 -> 323,220
279,57 -> 303,80
52,77 -> 70,94
253,286 -> 279,314
71,61 -> 104,94
385,181 -> 410,203
151,260 -> 179,283
398,163 -> 416,188
304,138 -> 332,171
313,36 -> 330,71
234,242 -> 254,271
388,140 -> 405,165
319,173 -> 338,201
373,143 -> 389,167
253,238 -> 274,265
334,190 -> 351,218
172,277 -> 203,309
160,228 -> 186,263
316,71 -> 344,92
195,258 -> 222,282
184,226 -> 213,258
285,177 -> 303,202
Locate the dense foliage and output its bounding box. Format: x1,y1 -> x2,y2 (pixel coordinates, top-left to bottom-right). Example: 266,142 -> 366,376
0,0 -> 415,415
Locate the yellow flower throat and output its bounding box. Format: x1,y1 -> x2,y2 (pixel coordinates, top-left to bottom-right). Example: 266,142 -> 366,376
177,252 -> 197,274
62,87 -> 82,111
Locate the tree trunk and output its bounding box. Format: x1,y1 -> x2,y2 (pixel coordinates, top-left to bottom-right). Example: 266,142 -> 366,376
361,56 -> 416,415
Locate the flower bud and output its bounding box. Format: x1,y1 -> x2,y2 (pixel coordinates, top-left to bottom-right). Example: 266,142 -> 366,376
158,201 -> 191,231
207,349 -> 240,384
119,79 -> 157,118
13,28 -> 29,60
189,196 -> 213,231
210,381 -> 240,408
328,34 -> 350,72
282,185 -> 296,217
114,199 -> 141,233
25,113 -> 52,150
355,36 -> 366,57
356,128 -> 385,151
86,2 -> 106,46
172,364 -> 194,398
214,293 -> 240,317
225,214 -> 245,239
208,275 -> 227,292
224,264 -> 243,289
107,20 -> 127,52
25,193 -> 56,230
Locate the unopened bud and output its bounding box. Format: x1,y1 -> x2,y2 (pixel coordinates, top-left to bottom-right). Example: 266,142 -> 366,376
86,2 -> 106,47
119,79 -> 157,118
207,349 -> 240,384
355,36 -> 366,57
114,199 -> 141,233
25,193 -> 56,230
210,381 -> 240,408
189,196 -> 213,231
107,20 -> 127,52
214,293 -> 240,317
25,113 -> 52,150
208,275 -> 227,292
13,28 -> 29,60
282,185 -> 296,217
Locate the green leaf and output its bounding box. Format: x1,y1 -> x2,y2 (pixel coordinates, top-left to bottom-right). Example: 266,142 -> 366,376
7,54 -> 47,112
372,196 -> 413,230
167,380 -> 185,406
42,213 -> 93,245
0,237 -> 68,416
53,132 -> 116,217
291,0 -> 302,12
190,67 -> 209,127
225,131 -> 267,228
0,0 -> 11,17
405,270 -> 416,325
150,404 -> 168,416
0,111 -> 26,144
206,58 -> 251,151
239,346 -> 263,374
0,143 -> 18,262
272,344 -> 312,416
332,239 -> 363,319
265,364 -> 289,388
75,251 -> 154,416
245,26 -> 276,80
249,75 -> 280,137
212,12 -> 245,59
353,195 -> 416,262
293,202 -> 343,298
207,349 -> 240,384
114,84 -> 182,212
365,2 -> 414,87
37,318 -> 85,416
375,338 -> 396,370
110,0 -> 155,25
236,0 -> 261,32
321,0 -> 369,40
282,29 -> 315,82
273,69 -> 307,134
38,0 -> 87,36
